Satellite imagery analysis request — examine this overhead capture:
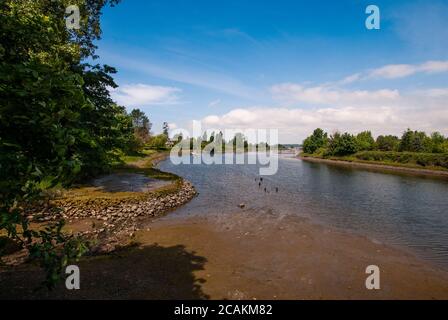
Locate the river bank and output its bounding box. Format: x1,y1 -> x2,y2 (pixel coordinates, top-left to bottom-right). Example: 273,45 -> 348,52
2,154 -> 448,299
299,155 -> 448,179
1,151 -> 197,265
1,210 -> 448,299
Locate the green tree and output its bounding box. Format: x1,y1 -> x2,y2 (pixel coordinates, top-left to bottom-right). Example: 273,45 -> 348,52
356,131 -> 375,151
399,129 -> 431,152
130,108 -> 152,145
327,132 -> 358,156
302,128 -> 328,154
162,122 -> 169,137
148,134 -> 168,149
0,0 -> 125,288
429,132 -> 446,153
376,135 -> 399,151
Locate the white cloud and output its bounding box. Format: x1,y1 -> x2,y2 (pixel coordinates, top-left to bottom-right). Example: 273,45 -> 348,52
341,60 -> 448,82
368,64 -> 417,79
420,61 -> 448,73
200,106 -> 447,144
103,53 -> 259,99
199,88 -> 448,143
336,61 -> 448,85
168,122 -> 178,130
112,84 -> 181,107
271,83 -> 399,106
208,99 -> 221,107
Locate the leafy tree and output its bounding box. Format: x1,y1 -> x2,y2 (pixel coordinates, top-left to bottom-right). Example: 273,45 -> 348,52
376,135 -> 399,151
327,132 -> 358,156
399,129 -> 431,153
302,128 -> 328,154
148,134 -> 168,149
0,0 -> 127,288
162,122 -> 169,137
130,108 -> 151,144
429,132 -> 446,153
356,131 -> 375,151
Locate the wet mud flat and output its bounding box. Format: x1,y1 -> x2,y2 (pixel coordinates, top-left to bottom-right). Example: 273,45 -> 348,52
90,173 -> 172,193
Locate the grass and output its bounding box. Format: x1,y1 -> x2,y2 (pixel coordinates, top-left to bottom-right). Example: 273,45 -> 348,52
53,149 -> 181,203
301,152 -> 448,172
118,149 -> 157,164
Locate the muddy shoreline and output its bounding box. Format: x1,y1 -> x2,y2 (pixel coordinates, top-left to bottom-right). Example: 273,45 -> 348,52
2,154 -> 448,299
2,211 -> 448,299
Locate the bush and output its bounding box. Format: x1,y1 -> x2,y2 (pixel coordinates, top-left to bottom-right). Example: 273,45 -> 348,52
148,134 -> 168,149
355,151 -> 448,169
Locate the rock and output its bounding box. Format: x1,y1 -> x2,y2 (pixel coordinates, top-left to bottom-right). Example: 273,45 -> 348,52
239,203 -> 246,209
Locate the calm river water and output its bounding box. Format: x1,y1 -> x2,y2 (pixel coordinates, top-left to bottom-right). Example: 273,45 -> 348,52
158,153 -> 448,269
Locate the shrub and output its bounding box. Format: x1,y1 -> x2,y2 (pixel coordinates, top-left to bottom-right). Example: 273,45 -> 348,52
355,151 -> 448,169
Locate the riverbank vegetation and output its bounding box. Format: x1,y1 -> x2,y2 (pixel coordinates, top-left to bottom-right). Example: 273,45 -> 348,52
177,131 -> 272,153
301,128 -> 448,171
0,0 -> 174,287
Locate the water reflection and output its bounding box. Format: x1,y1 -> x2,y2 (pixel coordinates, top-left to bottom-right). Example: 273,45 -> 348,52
158,153 -> 448,268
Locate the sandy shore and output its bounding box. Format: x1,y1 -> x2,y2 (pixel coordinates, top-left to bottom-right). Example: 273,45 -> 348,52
300,156 -> 448,179
2,210 -> 448,299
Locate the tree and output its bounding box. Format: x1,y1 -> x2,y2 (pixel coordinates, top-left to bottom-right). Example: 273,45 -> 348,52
429,132 -> 446,153
130,109 -> 151,145
302,128 -> 328,154
376,135 -> 399,151
399,129 -> 431,153
0,0 -> 126,288
162,122 -> 169,137
327,132 -> 358,156
148,134 -> 168,149
356,131 -> 375,151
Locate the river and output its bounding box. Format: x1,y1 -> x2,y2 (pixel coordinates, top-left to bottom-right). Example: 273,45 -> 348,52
158,153 -> 448,269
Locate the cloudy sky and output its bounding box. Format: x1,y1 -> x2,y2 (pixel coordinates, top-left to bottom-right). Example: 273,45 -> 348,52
97,0 -> 448,143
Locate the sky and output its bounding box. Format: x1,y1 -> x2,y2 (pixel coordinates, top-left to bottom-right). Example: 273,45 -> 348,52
96,0 -> 448,143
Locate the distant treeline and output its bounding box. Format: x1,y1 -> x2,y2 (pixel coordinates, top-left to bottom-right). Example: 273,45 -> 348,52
176,132 -> 271,151
302,129 -> 448,169
303,128 -> 448,156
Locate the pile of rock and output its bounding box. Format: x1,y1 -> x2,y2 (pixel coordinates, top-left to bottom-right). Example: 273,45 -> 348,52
26,180 -> 196,240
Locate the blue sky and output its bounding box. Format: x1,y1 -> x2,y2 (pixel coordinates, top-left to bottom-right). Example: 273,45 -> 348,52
96,0 -> 448,143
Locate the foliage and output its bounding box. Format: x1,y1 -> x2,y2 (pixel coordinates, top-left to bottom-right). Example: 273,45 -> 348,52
0,0 -> 128,288
327,132 -> 358,156
429,132 -> 448,153
303,128 -> 447,157
398,129 -> 432,153
375,135 -> 399,151
355,151 -> 448,169
162,122 -> 169,136
302,128 -> 328,154
302,128 -> 448,170
148,134 -> 168,150
130,108 -> 152,144
355,131 -> 375,151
